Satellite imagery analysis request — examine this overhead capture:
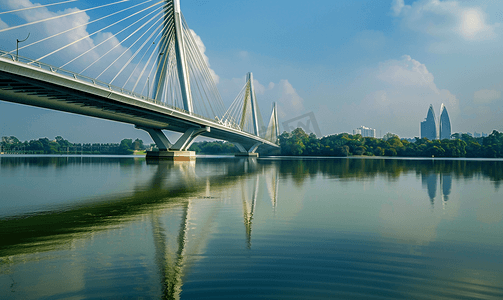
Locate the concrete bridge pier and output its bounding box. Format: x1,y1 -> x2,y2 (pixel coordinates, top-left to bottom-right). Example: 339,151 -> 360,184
137,125 -> 210,161
234,142 -> 261,158
146,150 -> 196,161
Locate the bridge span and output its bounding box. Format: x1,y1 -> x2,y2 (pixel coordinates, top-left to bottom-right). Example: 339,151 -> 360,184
0,0 -> 280,160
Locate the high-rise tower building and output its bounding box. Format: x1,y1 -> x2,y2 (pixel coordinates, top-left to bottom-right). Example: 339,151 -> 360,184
439,103 -> 451,140
353,126 -> 376,138
421,104 -> 437,140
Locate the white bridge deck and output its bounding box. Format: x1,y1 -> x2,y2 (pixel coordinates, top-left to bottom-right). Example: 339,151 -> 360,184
0,54 -> 279,151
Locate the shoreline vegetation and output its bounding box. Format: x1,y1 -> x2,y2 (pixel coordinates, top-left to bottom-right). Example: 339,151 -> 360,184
1,128 -> 502,158
278,128 -> 503,158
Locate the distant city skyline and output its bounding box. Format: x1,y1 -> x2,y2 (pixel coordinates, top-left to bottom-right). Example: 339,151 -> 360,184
421,104 -> 438,140
439,104 -> 451,140
421,103 -> 451,140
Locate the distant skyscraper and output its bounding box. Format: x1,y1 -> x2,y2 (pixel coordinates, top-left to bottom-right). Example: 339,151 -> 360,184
421,104 -> 437,140
353,126 -> 376,138
439,103 -> 451,140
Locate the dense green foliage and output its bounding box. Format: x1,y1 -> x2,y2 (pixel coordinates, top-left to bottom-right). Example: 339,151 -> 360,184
1,136 -> 145,155
279,128 -> 503,158
189,141 -> 237,154
0,135 -> 237,155
4,129 -> 502,157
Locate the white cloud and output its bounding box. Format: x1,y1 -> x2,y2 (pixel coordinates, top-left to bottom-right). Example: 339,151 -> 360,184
275,79 -> 305,118
392,0 -> 497,41
2,0 -> 271,128
474,89 -> 501,104
3,0 -> 95,59
218,76 -> 305,121
377,55 -> 434,87
0,0 -> 137,84
391,0 -> 406,17
0,1 -> 225,96
252,79 -> 266,95
189,29 -> 219,84
345,55 -> 460,137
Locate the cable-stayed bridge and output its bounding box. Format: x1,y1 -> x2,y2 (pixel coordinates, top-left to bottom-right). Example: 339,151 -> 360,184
0,0 -> 280,160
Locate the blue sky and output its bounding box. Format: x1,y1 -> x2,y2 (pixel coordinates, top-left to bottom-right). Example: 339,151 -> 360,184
1,0 -> 503,143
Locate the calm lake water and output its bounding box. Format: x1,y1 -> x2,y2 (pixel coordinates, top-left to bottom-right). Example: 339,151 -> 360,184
1,155 -> 503,299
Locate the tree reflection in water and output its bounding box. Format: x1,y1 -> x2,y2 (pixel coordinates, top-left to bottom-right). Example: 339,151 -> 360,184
0,156 -> 501,299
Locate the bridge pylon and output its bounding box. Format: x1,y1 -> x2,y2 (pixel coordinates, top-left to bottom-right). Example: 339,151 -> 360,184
0,0 -> 280,161
265,102 -> 280,144
241,72 -> 260,137
152,0 -> 193,113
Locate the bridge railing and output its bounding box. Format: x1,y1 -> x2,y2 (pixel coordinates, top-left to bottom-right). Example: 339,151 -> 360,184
0,50 -> 275,143
0,49 -> 227,127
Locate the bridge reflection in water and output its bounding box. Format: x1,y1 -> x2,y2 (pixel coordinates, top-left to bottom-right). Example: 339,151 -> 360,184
1,157 -> 503,299
0,157 -> 279,299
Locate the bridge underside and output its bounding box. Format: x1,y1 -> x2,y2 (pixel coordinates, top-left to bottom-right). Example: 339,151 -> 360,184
0,60 -> 278,152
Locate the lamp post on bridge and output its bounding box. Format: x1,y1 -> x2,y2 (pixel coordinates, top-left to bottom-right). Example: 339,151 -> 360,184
16,33 -> 30,61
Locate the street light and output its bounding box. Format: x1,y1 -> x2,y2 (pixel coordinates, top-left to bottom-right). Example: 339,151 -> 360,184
16,33 -> 30,61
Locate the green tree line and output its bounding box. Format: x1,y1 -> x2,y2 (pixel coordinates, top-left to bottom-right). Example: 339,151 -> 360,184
188,141 -> 237,154
1,136 -> 239,155
5,129 -> 502,157
279,128 -> 503,158
1,136 -> 145,155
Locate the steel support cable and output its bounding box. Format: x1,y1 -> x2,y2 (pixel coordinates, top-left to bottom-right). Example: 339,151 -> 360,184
109,18 -> 164,84
185,37 -> 222,118
186,59 -> 205,115
149,25 -> 175,100
132,40 -> 162,92
0,0 -> 78,16
185,37 -> 223,118
164,40 -> 179,105
245,97 -> 254,133
0,0 -> 130,33
266,111 -> 276,141
58,2 -> 163,68
143,33 -> 173,98
268,111 -> 276,140
163,48 -> 175,104
183,28 -> 227,119
148,20 -> 175,98
269,113 -> 279,141
121,23 -> 165,89
223,83 -> 248,128
241,82 -> 252,130
169,53 -> 183,108
141,40 -> 166,96
8,0 -> 156,55
232,98 -> 246,128
132,17 -> 173,92
223,83 -> 247,121
162,48 -> 179,105
185,40 -> 214,118
256,102 -> 266,137
111,5 -> 175,85
81,6 -> 163,75
181,15 -> 226,117
164,25 -> 179,103
222,93 -> 240,123
229,86 -> 247,117
138,35 -> 170,95
153,4 -> 179,103
97,10 -> 164,80
242,98 -> 252,133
